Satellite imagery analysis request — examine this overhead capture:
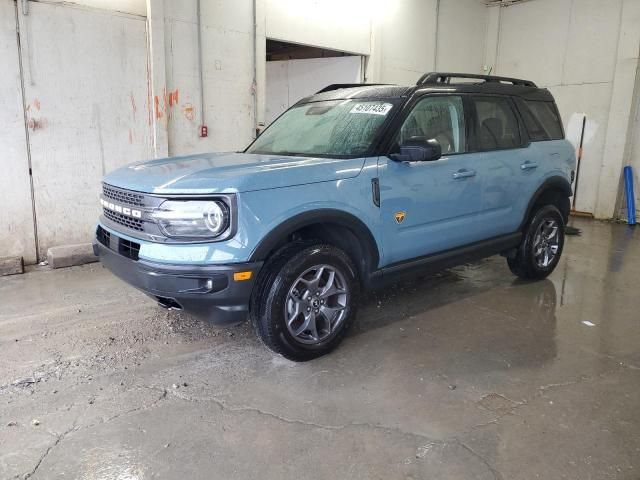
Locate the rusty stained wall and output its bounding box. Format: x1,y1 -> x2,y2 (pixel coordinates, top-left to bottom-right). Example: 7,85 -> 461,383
17,2 -> 153,256
163,0 -> 257,156
0,0 -> 37,263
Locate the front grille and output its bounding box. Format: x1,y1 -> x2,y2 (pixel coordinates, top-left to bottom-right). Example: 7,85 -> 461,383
102,184 -> 145,207
118,238 -> 140,261
96,225 -> 111,247
103,209 -> 144,231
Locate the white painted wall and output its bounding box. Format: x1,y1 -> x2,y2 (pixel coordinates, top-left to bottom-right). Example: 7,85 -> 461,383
371,0 -> 438,84
265,56 -> 362,124
368,0 -> 487,84
265,0 -> 372,55
17,2 -> 153,255
162,0 -> 640,220
624,67 -> 640,219
163,0 -> 256,156
4,0 -> 640,262
0,0 -> 37,263
596,0 -> 640,219
436,0 -> 487,74
32,0 -> 146,16
484,0 -> 640,218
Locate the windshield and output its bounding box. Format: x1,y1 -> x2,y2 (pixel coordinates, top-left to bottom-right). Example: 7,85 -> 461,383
246,99 -> 397,157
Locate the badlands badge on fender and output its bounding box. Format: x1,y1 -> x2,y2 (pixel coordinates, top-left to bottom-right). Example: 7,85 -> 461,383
394,211 -> 406,224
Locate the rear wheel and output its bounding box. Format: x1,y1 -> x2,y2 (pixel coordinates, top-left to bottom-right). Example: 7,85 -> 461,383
251,243 -> 359,361
508,205 -> 565,280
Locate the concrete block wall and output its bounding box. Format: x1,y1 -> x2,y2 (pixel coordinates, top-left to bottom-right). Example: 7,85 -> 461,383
2,0 -> 640,264
0,0 -> 36,264
161,0 -> 257,157
117,0 -> 640,221
153,0 -> 486,155
626,70 -> 640,220
482,0 -> 640,219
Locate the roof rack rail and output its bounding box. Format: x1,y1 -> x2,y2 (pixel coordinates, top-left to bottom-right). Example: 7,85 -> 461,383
315,83 -> 390,94
416,72 -> 536,88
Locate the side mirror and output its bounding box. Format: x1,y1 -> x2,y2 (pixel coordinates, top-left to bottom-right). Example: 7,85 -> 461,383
390,138 -> 442,162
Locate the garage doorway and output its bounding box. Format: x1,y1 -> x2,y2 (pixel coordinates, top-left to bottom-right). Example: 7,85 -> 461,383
265,40 -> 364,125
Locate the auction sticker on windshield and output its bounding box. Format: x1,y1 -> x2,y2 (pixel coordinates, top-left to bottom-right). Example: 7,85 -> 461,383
350,103 -> 393,116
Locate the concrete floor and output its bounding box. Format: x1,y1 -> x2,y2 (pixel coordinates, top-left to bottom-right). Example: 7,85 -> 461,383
0,218 -> 638,480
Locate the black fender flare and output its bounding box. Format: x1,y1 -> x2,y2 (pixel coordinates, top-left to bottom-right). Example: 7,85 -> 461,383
520,176 -> 573,229
249,209 -> 381,272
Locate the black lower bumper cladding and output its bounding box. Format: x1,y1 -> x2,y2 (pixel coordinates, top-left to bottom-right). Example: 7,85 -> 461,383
93,229 -> 262,325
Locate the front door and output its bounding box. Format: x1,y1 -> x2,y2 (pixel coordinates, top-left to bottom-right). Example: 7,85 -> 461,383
378,95 -> 486,266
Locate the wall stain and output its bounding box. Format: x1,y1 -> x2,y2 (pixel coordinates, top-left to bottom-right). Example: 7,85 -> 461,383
168,89 -> 179,107
154,88 -> 180,120
183,103 -> 195,121
154,94 -> 164,119
130,93 -> 137,121
27,117 -> 48,131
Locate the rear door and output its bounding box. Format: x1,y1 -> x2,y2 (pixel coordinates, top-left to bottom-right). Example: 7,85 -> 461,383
377,94 -> 486,266
467,95 -> 532,236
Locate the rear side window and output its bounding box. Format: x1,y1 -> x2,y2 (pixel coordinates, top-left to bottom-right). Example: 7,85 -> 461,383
472,96 -> 521,151
522,100 -> 564,141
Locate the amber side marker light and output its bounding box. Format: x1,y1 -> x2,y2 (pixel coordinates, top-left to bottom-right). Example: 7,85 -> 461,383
233,271 -> 253,281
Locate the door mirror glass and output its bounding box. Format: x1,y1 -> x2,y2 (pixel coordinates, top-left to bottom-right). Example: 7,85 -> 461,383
391,137 -> 442,162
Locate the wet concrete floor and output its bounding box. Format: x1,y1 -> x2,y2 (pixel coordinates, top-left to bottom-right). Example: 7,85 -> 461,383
1,218 -> 639,479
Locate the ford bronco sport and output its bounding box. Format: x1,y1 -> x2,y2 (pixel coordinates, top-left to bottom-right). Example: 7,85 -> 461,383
94,72 -> 575,361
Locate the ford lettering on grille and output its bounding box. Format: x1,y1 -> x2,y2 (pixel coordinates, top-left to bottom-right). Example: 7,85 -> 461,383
100,198 -> 142,218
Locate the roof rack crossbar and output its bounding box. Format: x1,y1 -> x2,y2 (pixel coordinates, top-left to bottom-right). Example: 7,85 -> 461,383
315,83 -> 390,94
417,72 -> 536,88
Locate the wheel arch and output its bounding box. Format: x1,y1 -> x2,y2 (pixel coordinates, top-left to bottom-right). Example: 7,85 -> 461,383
520,176 -> 573,229
249,209 -> 381,283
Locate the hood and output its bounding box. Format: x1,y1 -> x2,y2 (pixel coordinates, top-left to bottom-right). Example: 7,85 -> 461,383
103,152 -> 366,194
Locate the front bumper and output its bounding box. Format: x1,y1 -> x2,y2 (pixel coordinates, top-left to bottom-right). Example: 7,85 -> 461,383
93,233 -> 262,325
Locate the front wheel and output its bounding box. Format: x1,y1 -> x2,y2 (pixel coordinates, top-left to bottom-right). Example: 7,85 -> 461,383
252,243 -> 360,361
508,205 -> 565,280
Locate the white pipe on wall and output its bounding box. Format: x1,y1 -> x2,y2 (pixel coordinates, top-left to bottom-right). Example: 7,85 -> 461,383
252,0 -> 258,138
197,0 -> 205,128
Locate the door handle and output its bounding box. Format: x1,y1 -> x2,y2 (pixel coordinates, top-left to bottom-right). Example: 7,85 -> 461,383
521,162 -> 538,170
452,169 -> 476,179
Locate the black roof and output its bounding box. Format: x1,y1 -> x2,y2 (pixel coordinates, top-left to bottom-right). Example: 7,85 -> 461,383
298,85 -> 413,104
299,72 -> 554,104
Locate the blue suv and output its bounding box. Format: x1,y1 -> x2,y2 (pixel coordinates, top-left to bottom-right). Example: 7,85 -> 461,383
94,72 -> 575,361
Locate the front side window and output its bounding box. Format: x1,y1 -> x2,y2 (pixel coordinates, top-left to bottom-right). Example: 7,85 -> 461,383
246,99 -> 397,157
473,96 -> 521,151
396,95 -> 466,154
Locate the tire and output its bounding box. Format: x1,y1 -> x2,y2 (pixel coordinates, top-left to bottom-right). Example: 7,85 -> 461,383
508,205 -> 565,280
251,242 -> 360,361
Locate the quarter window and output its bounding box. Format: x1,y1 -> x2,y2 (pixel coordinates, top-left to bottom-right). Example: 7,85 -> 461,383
473,97 -> 521,151
397,96 -> 466,154
523,100 -> 564,141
